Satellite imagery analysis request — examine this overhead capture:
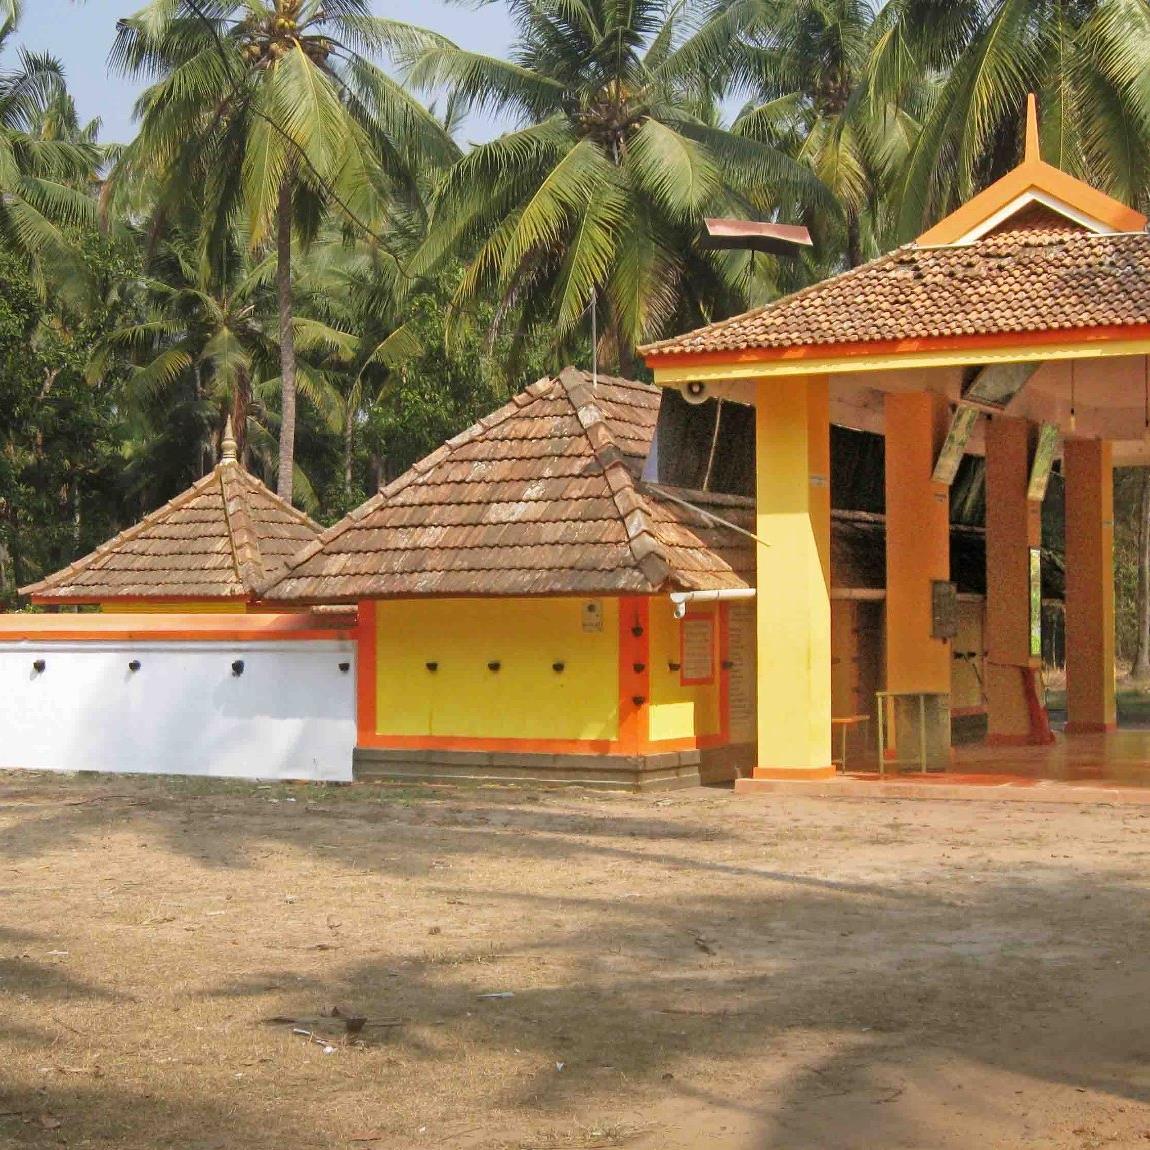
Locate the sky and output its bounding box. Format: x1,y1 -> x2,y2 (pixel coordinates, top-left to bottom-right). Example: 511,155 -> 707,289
16,0 -> 518,145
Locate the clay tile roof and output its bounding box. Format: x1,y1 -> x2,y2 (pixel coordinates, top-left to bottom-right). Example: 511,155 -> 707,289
640,219 -> 1150,359
259,369 -> 757,603
21,459 -> 321,603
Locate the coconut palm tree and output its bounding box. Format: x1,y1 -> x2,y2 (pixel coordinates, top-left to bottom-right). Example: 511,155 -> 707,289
403,0 -> 826,370
695,0 -> 925,268
0,15 -> 100,283
869,0 -> 1150,237
110,0 -> 457,502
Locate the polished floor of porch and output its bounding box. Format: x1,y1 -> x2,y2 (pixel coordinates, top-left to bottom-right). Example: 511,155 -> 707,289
819,727 -> 1150,802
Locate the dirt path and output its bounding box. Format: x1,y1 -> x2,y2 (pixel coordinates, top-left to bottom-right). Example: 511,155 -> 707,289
2,773 -> 1150,1149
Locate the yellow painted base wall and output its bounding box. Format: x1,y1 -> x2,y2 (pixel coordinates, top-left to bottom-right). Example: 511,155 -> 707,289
102,600 -> 248,614
374,597 -> 621,741
647,598 -> 722,743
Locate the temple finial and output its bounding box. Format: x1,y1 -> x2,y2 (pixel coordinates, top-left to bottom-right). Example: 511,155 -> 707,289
221,416 -> 238,463
1025,93 -> 1040,163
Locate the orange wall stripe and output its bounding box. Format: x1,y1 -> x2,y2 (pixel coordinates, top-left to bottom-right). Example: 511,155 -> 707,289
617,597 -> 651,755
357,733 -> 730,756
357,599 -> 378,746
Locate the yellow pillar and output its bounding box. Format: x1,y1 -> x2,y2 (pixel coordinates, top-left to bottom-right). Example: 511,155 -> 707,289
984,418 -> 1051,744
1064,438 -> 1117,734
884,392 -> 951,693
742,375 -> 833,780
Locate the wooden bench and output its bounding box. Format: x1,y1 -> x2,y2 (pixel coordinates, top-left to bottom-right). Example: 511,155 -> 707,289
831,714 -> 871,772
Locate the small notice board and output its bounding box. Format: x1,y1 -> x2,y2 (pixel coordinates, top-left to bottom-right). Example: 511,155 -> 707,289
681,614 -> 716,685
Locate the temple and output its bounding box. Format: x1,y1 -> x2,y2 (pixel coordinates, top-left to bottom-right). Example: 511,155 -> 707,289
13,98 -> 1147,791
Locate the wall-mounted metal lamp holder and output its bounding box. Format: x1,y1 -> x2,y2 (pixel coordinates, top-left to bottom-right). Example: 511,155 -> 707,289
32,659 -> 45,674
488,661 -> 501,672
552,662 -> 565,673
128,660 -> 141,673
231,660 -> 245,677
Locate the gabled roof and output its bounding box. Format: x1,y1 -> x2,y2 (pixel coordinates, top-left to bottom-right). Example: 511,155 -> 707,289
641,224 -> 1150,359
917,96 -> 1146,245
641,98 -> 1150,365
22,432 -> 321,603
259,369 -> 757,603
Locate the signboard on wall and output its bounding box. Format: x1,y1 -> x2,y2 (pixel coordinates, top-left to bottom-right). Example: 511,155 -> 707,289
681,615 -> 716,684
726,603 -> 757,744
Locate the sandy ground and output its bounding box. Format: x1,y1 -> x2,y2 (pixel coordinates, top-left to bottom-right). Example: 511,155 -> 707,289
3,774 -> 1150,1149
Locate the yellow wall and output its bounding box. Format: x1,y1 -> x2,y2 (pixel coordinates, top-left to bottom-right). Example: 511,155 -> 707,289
647,598 -> 722,743
103,600 -> 248,614
374,597 -> 621,742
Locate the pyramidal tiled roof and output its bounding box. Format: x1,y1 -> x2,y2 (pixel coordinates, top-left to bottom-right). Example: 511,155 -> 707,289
259,368 -> 756,603
22,447 -> 321,603
641,209 -> 1150,359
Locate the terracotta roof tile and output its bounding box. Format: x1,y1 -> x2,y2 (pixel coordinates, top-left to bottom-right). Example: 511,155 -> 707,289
22,460 -> 321,603
640,222 -> 1150,358
260,370 -> 752,603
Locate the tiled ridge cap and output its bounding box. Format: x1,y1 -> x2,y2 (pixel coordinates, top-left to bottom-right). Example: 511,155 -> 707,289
218,463 -> 265,591
558,367 -> 672,591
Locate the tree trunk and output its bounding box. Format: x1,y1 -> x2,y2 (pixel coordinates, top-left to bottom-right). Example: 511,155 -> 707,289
276,178 -> 298,502
1131,469 -> 1150,681
846,213 -> 863,269
343,405 -> 355,497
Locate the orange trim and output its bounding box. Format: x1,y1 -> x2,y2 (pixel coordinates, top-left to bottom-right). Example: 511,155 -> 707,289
746,765 -> 837,781
917,157 -> 1145,246
30,594 -> 253,607
357,600 -> 378,746
356,731 -> 729,756
644,322 -> 1150,374
358,732 -> 621,755
0,612 -> 353,643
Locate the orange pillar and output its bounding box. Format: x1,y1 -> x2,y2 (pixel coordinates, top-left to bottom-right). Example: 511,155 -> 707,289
984,418 -> 1052,744
740,375 -> 833,782
617,597 -> 652,755
1064,438 -> 1117,734
884,392 -> 952,694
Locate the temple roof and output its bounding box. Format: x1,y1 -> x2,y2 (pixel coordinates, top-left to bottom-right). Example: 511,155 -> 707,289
641,223 -> 1150,360
260,369 -> 757,602
22,433 -> 321,603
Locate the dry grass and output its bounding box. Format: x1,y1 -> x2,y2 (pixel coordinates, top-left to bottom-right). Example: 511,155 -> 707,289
3,772 -> 1150,1149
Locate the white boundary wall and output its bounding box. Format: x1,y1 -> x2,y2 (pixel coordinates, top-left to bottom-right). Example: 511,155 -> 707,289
0,640 -> 356,782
